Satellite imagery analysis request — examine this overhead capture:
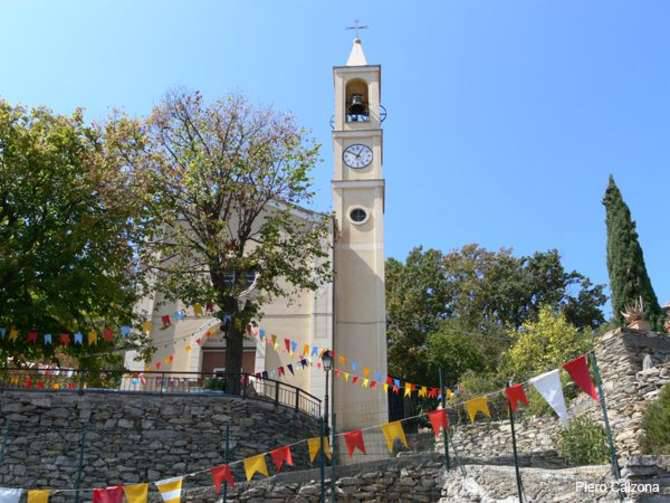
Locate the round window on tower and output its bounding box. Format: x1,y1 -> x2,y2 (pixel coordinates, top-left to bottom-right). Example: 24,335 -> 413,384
349,207 -> 369,225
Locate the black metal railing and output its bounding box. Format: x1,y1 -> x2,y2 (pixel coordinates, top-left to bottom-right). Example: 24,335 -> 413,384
0,368 -> 321,417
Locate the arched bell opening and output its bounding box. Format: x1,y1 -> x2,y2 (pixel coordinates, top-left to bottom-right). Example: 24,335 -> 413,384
345,79 -> 369,123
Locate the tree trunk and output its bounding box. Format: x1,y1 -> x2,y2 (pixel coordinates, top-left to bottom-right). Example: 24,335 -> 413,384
224,322 -> 243,395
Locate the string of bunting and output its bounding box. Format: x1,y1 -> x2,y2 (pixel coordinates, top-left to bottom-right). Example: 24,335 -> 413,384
0,353 -> 600,502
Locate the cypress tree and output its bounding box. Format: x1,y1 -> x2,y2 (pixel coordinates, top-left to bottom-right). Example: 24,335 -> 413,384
603,175 -> 662,327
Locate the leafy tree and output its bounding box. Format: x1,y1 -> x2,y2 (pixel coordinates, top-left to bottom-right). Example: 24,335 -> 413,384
110,91 -> 331,392
0,100 -> 152,368
500,305 -> 591,381
386,245 -> 606,383
426,324 -> 487,386
603,175 -> 662,328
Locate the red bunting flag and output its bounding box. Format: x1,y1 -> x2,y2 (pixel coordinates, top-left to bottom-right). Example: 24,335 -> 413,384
386,376 -> 393,385
284,338 -> 291,352
505,384 -> 529,412
334,369 -> 341,378
59,333 -> 70,346
196,338 -> 203,346
278,367 -> 285,377
427,409 -> 449,437
92,486 -> 124,503
563,355 -> 598,401
36,381 -> 45,389
370,380 -> 377,389
352,375 -> 359,384
155,362 -> 161,369
343,429 -> 367,457
103,327 -> 114,342
211,464 -> 235,493
392,385 -> 400,394
206,302 -> 214,313
270,445 -> 294,472
428,387 -> 439,399
26,330 -> 38,344
161,315 -> 172,329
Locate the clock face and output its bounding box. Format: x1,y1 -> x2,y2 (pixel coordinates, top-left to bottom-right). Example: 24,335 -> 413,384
343,143 -> 373,169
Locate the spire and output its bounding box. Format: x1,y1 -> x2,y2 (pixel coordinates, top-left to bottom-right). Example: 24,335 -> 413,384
346,37 -> 368,66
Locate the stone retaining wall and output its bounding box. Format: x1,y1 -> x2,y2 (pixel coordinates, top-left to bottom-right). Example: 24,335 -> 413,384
0,390 -> 319,500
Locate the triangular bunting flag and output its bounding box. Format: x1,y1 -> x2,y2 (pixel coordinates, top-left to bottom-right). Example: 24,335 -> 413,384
58,333 -> 70,346
161,315 -> 172,329
27,490 -> 49,503
307,436 -> 332,463
291,340 -> 298,353
142,321 -> 152,334
211,464 -> 235,493
155,476 -> 183,503
73,331 -> 83,345
284,338 -> 291,352
92,486 -> 124,503
465,397 -> 491,423
311,345 -> 319,357
0,488 -> 23,503
287,364 -> 294,375
343,429 -> 367,457
123,483 -> 148,503
43,333 -> 52,345
363,367 -> 369,378
529,369 -> 568,423
87,330 -> 97,345
193,303 -> 203,317
382,421 -> 408,453
418,386 -> 428,398
243,454 -> 269,481
563,355 -> 598,401
404,383 -> 413,398
270,445 -> 294,472
427,409 -> 449,438
505,384 -> 529,412
26,330 -> 38,344
102,327 -> 114,342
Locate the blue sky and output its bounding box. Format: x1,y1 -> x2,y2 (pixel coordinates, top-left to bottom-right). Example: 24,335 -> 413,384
2,1 -> 669,311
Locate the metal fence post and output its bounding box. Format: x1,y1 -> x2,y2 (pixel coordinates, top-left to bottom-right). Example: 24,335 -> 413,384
330,412 -> 337,503
295,388 -> 301,411
439,368 -> 450,471
74,417 -> 88,503
223,422 -> 230,503
507,394 -> 524,503
274,381 -> 280,407
589,352 -> 622,482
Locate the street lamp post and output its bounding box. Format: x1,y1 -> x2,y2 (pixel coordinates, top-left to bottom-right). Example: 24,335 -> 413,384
321,350 -> 334,503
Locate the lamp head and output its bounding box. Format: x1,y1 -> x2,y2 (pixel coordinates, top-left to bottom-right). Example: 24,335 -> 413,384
322,350 -> 333,371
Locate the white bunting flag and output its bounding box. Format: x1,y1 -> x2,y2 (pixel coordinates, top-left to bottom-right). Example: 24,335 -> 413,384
529,368 -> 568,423
155,476 -> 183,503
0,488 -> 23,503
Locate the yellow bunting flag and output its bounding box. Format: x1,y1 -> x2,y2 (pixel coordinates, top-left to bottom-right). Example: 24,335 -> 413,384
383,383 -> 389,393
193,303 -> 203,317
382,421 -> 408,453
307,436 -> 332,463
404,383 -> 413,398
184,344 -> 192,352
155,476 -> 182,503
362,378 -> 369,388
124,483 -> 149,503
9,327 -> 18,342
87,330 -> 97,345
343,372 -> 350,383
243,453 -> 269,481
142,321 -> 152,334
419,386 -> 428,398
446,388 -> 455,400
271,334 -> 278,349
465,397 -> 491,423
27,490 -> 50,503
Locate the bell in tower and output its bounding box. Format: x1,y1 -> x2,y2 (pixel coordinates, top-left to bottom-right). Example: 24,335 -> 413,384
345,79 -> 369,122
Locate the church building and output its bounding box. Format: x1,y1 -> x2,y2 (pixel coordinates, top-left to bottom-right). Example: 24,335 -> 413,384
127,37 -> 388,430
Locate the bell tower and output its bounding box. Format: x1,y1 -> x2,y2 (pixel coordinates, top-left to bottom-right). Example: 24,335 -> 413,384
332,36 -> 388,431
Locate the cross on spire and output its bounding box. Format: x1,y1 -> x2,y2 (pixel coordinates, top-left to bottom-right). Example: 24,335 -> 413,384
346,19 -> 368,39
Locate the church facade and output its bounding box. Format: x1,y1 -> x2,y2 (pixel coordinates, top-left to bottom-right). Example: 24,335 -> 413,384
127,38 -> 388,430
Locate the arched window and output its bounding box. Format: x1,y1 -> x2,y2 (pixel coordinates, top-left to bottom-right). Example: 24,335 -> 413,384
345,79 -> 369,123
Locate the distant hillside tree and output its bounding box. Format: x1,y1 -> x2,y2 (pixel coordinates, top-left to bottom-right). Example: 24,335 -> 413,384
603,176 -> 662,327
386,245 -> 606,383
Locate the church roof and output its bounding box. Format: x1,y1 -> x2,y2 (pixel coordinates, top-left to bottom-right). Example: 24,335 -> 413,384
346,37 -> 368,66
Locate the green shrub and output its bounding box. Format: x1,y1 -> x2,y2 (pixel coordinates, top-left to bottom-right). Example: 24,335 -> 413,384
641,383 -> 670,454
204,377 -> 227,391
558,416 -> 609,465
